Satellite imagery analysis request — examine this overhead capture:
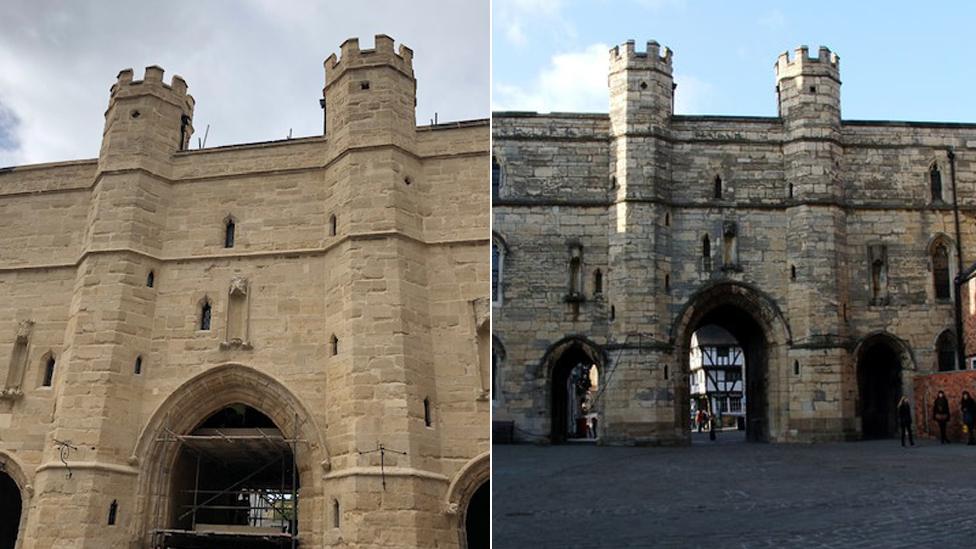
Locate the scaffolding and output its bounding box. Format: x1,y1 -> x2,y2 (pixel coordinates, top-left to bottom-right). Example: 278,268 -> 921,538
151,413 -> 302,549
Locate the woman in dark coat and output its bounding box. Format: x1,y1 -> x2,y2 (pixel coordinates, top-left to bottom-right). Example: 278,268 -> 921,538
897,396 -> 914,447
962,391 -> 976,446
933,390 -> 951,444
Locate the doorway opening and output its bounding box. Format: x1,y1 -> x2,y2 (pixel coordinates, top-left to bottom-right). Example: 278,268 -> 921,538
689,325 -> 747,438
857,338 -> 903,439
546,338 -> 603,444
0,471 -> 21,549
464,480 -> 489,549
678,295 -> 773,443
156,404 -> 298,549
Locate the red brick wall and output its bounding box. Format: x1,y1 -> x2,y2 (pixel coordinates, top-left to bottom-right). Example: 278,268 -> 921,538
962,278 -> 976,363
913,371 -> 976,440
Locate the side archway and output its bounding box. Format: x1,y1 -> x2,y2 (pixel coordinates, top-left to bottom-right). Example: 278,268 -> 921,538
131,364 -> 329,545
853,332 -> 916,438
538,336 -> 606,443
446,451 -> 490,549
0,451 -> 31,549
671,281 -> 793,442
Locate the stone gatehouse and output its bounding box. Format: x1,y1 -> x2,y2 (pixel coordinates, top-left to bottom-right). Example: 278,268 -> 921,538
0,35 -> 489,548
492,40 -> 976,445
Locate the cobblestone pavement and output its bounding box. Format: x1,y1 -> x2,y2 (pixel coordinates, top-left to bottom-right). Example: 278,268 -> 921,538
493,433 -> 976,548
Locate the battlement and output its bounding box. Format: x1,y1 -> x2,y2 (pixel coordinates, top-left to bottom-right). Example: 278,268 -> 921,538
775,45 -> 839,80
109,65 -> 195,110
324,34 -> 414,87
609,40 -> 673,73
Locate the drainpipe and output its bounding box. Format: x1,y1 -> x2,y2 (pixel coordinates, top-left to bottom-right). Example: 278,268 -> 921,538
949,147 -> 965,369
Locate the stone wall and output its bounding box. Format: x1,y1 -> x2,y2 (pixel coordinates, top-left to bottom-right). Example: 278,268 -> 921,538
0,35 -> 488,549
493,40 -> 976,446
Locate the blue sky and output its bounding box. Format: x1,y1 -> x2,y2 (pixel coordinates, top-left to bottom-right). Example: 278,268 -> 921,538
493,0 -> 976,121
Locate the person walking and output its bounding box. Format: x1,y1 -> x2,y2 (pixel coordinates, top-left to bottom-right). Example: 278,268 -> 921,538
961,391 -> 976,446
933,390 -> 951,444
897,396 -> 915,447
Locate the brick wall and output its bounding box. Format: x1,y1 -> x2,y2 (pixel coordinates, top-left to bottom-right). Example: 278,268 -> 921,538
913,371 -> 976,440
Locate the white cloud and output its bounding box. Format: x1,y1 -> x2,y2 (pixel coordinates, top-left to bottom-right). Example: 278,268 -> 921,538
493,43 -> 609,112
493,43 -> 715,115
0,0 -> 489,167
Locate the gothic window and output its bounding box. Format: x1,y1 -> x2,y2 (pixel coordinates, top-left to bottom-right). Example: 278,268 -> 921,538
333,499 -> 340,528
713,175 -> 722,199
937,331 -> 957,371
593,269 -> 603,295
224,218 -> 236,248
147,271 -> 155,288
329,214 -> 337,237
702,234 -> 712,271
932,242 -> 950,300
930,164 -> 943,202
42,355 -> 55,387
200,299 -> 212,331
134,355 -> 143,375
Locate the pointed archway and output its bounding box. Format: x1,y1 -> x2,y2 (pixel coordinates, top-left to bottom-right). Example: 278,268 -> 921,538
854,333 -> 914,439
0,453 -> 28,549
540,337 -> 606,444
672,282 -> 792,443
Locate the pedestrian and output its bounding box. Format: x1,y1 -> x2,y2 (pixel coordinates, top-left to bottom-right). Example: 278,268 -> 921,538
897,396 -> 914,447
933,390 -> 950,444
696,409 -> 705,433
961,391 -> 976,446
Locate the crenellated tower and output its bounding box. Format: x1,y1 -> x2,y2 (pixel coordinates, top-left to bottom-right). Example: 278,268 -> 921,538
323,34 -> 416,151
778,46 -> 851,436
605,40 -> 677,443
27,66 -> 190,548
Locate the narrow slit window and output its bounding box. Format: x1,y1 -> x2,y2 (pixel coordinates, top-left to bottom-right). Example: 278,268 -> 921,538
713,175 -> 722,199
200,300 -> 212,331
423,397 -> 432,427
333,499 -> 340,528
107,500 -> 118,526
593,269 -> 603,295
146,271 -> 155,288
794,360 -> 800,376
702,234 -> 712,271
42,356 -> 55,387
224,219 -> 235,248
329,214 -> 337,237
790,265 -> 797,281
331,334 -> 339,356
134,356 -> 142,375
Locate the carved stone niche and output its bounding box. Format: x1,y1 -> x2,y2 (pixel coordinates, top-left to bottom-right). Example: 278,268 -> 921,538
220,277 -> 253,350
2,319 -> 34,400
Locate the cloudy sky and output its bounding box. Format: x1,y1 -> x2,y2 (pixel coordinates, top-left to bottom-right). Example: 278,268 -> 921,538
0,0 -> 489,167
493,0 -> 976,121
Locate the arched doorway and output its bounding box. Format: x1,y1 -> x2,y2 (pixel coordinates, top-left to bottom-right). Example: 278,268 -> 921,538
133,364 -> 327,548
464,481 -> 489,549
0,471 -> 21,549
160,404 -> 299,548
856,336 -> 904,439
543,337 -> 604,444
673,282 -> 792,443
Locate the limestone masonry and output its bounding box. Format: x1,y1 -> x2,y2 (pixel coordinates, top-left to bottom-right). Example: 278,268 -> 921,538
0,35 -> 489,548
492,40 -> 976,445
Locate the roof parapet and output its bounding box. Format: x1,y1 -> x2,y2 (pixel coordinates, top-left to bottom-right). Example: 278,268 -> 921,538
324,34 -> 415,87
